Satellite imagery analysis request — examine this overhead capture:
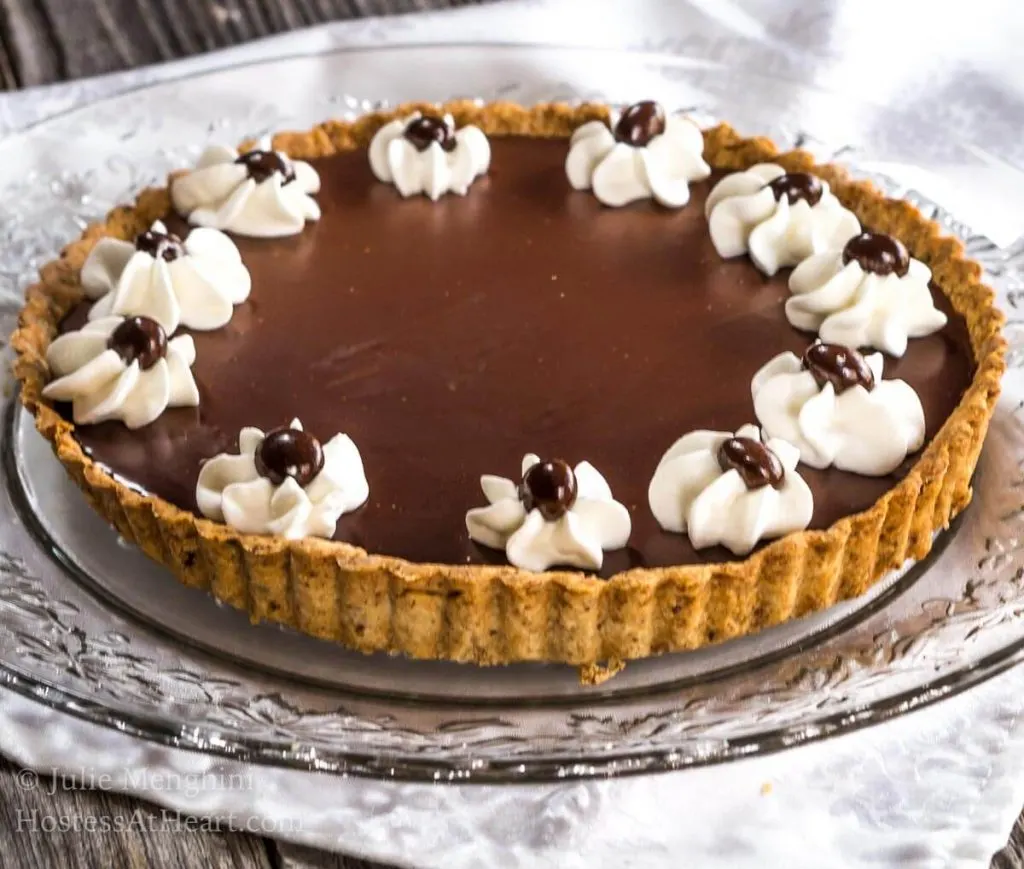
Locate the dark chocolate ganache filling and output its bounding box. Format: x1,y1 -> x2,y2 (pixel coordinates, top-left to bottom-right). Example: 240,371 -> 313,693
59,138 -> 974,575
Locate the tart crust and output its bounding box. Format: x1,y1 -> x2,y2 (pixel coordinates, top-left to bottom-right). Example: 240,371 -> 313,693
12,102 -> 1006,677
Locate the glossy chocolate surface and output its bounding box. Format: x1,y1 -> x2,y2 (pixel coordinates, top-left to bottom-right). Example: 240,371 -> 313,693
613,101 -> 666,147
107,315 -> 167,370
255,426 -> 325,487
62,139 -> 974,575
520,459 -> 578,520
235,150 -> 295,185
717,437 -> 785,491
135,227 -> 184,262
766,171 -> 823,206
404,116 -> 456,153
842,231 -> 911,277
802,342 -> 876,393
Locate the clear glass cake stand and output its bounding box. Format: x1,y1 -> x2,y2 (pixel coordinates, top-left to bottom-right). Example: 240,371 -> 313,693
1,44 -> 1023,782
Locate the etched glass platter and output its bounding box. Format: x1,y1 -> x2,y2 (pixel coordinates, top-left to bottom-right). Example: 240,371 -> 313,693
1,44 -> 1023,782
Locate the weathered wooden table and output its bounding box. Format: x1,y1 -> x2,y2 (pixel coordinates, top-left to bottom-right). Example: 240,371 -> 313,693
0,1 -> 1021,866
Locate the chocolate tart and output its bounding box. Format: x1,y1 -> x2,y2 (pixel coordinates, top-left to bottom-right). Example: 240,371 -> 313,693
12,102 -> 1006,680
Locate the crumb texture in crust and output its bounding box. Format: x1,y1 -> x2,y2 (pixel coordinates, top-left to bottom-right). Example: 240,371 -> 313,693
11,102 -> 1006,668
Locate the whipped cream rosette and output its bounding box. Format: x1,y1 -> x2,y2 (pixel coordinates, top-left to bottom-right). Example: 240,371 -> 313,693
705,163 -> 860,276
565,100 -> 710,208
369,112 -> 491,201
648,424 -> 812,556
465,455 -> 631,572
82,221 -> 251,333
786,231 -> 948,357
42,315 -> 199,429
752,342 -> 926,476
196,419 -> 369,539
171,141 -> 321,237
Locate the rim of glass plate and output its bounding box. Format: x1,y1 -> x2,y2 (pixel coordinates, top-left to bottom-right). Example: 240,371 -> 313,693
2,393 -> 966,708
3,583 -> 1024,783
3,40 -> 1017,202
3,390 -> 1022,782
0,40 -> 953,146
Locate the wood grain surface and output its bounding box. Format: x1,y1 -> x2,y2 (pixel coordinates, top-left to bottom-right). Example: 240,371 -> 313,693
0,1 -> 1020,867
0,0 -> 488,88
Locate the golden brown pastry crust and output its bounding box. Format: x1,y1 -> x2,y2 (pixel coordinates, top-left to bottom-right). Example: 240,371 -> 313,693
12,102 -> 1006,672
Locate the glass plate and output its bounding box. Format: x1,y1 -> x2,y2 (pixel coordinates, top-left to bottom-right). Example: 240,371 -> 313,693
1,44 -> 1023,783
